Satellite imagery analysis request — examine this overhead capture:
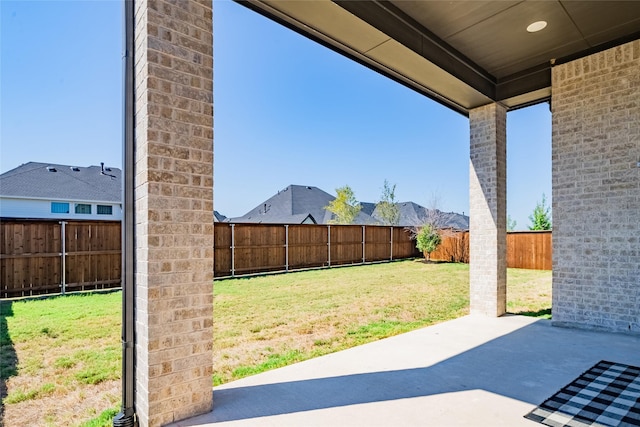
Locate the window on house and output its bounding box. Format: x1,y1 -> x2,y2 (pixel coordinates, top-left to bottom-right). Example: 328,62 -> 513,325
97,205 -> 113,215
75,203 -> 92,214
51,202 -> 69,214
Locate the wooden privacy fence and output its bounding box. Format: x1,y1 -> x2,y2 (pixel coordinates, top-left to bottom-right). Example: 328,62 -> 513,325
506,231 -> 552,270
430,230 -> 552,270
1,220 -> 551,296
1,220 -> 121,298
430,230 -> 470,264
214,223 -> 420,277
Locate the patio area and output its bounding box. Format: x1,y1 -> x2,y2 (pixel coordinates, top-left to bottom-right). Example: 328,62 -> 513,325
119,0 -> 640,422
171,315 -> 640,426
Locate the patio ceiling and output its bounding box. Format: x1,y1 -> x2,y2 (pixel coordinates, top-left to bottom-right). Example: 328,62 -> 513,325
238,0 -> 640,115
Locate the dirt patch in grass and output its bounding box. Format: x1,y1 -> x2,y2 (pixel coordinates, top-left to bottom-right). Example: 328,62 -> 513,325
4,380 -> 119,427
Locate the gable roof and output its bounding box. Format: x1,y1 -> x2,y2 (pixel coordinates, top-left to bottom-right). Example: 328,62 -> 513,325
359,201 -> 376,216
228,185 -> 335,224
228,184 -> 469,229
0,162 -> 121,203
214,211 -> 227,222
371,201 -> 469,229
433,210 -> 470,231
393,202 -> 428,226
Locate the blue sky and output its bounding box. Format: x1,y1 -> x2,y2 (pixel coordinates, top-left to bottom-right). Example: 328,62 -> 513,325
1,0 -> 551,230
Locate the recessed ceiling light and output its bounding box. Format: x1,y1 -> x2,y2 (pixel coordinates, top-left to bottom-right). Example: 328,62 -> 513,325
527,21 -> 547,33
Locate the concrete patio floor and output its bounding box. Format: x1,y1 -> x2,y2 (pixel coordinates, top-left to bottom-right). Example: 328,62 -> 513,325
171,315 -> 640,427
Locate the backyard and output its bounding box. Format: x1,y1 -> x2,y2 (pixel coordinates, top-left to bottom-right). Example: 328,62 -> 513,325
0,260 -> 551,426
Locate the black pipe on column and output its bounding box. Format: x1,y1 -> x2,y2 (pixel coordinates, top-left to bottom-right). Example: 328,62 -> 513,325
113,0 -> 136,425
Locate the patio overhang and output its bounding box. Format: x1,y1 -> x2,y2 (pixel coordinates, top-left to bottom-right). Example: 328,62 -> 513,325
126,1 -> 640,424
238,0 -> 640,115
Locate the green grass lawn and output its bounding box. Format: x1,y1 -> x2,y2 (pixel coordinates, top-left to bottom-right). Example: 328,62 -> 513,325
1,292 -> 122,427
1,260 -> 551,426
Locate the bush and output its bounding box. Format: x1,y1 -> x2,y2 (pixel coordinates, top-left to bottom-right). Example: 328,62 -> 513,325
415,224 -> 442,261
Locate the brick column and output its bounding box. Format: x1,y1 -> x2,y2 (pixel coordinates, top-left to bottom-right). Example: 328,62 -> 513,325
134,1 -> 213,426
469,103 -> 507,316
551,40 -> 639,333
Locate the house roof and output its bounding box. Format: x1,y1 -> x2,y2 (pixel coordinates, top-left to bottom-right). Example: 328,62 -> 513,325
0,162 -> 121,203
228,185 -> 335,224
393,202 -> 429,226
359,201 -> 376,216
377,201 -> 466,230
228,184 -> 469,229
214,211 -> 227,222
240,1 -> 640,115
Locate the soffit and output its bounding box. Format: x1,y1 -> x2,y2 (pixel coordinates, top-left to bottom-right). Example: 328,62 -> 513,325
390,0 -> 640,79
240,0 -> 640,115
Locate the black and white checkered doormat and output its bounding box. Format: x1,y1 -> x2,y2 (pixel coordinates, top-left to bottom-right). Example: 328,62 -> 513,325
525,360 -> 640,427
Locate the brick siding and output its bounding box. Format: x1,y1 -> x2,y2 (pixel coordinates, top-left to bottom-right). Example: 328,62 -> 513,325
551,40 -> 640,334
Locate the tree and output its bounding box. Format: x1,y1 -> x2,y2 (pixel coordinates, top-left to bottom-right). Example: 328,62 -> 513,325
528,194 -> 552,230
375,179 -> 400,225
423,192 -> 449,230
409,192 -> 447,261
507,215 -> 517,232
325,185 -> 362,224
415,223 -> 442,261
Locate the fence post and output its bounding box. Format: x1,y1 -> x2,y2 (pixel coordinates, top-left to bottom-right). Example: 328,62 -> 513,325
327,225 -> 331,267
390,226 -> 393,261
284,224 -> 289,272
362,225 -> 366,264
230,224 -> 235,277
60,221 -> 67,295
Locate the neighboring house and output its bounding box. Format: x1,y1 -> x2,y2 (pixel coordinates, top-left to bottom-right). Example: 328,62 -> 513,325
227,184 -> 470,229
386,202 -> 470,230
227,185 -> 335,225
0,162 -> 123,220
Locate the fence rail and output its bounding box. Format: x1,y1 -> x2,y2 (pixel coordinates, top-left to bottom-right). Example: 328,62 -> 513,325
1,220 -> 121,298
213,223 -> 420,277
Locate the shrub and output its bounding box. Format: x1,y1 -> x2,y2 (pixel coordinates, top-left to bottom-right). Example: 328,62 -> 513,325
415,223 -> 442,261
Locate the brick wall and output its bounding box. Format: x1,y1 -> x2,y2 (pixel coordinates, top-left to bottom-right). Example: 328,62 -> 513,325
134,1 -> 214,425
551,40 -> 640,334
469,103 -> 507,316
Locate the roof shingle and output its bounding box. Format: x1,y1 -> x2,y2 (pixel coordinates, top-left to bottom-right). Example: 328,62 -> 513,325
0,162 -> 121,202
